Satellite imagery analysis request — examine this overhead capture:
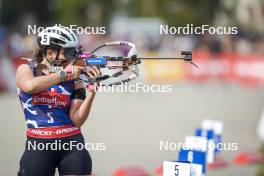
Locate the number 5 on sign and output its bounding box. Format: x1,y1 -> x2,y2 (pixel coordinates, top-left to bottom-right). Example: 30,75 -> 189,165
163,161 -> 191,176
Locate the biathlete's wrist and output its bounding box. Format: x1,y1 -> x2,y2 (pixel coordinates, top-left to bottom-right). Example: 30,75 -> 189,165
86,83 -> 99,92
58,70 -> 66,82
59,65 -> 74,82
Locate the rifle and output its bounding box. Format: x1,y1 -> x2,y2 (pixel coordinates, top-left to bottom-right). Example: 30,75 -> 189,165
35,41 -> 197,85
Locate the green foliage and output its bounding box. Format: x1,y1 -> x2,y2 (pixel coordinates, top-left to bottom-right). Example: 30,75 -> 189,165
50,0 -> 88,25
1,0 -> 220,27
1,0 -> 51,25
125,0 -> 219,25
257,144 -> 264,176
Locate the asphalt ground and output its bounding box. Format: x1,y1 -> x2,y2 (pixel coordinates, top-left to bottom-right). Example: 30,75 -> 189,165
0,83 -> 262,175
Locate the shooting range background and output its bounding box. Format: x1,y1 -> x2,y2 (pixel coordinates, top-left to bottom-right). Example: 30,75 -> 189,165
0,0 -> 263,175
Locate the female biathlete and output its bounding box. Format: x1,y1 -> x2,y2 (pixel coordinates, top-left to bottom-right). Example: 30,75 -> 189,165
16,26 -> 100,176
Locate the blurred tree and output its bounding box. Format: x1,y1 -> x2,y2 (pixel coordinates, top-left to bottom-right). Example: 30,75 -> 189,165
1,0 -> 114,30
126,0 -> 220,25
1,0 -> 51,27
49,0 -> 88,25
1,0 -> 221,28
0,0 -> 2,22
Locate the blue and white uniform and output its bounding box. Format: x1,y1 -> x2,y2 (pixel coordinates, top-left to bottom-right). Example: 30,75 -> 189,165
17,63 -> 81,138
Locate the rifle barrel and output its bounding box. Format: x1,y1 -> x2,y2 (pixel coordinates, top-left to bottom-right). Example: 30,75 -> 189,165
135,57 -> 186,60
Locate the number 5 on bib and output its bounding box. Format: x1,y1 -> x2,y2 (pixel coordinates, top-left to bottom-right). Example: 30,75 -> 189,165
163,161 -> 203,176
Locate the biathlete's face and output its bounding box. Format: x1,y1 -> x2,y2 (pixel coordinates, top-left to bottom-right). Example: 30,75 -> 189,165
46,48 -> 67,62
46,47 -> 78,62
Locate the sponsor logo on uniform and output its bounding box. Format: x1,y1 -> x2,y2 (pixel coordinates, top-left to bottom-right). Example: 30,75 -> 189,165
32,88 -> 69,107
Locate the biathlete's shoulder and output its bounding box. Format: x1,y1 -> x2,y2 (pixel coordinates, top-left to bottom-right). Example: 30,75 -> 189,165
16,58 -> 36,73
19,58 -> 32,65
